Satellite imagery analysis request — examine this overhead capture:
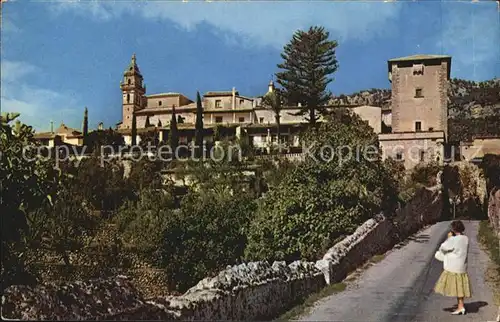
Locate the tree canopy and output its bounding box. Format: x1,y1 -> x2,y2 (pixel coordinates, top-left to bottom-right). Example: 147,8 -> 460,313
276,26 -> 339,125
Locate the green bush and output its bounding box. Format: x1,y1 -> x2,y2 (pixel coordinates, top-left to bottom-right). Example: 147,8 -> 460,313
410,161 -> 442,187
114,189 -> 176,264
159,190 -> 257,292
245,110 -> 399,262
481,154 -> 500,193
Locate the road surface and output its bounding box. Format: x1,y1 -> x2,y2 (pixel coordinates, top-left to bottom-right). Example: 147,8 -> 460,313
300,221 -> 498,322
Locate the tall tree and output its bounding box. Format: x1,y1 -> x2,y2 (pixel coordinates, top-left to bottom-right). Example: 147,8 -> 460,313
276,26 -> 338,125
262,88 -> 283,150
82,107 -> 89,146
169,106 -> 179,154
194,91 -> 204,158
131,113 -> 137,146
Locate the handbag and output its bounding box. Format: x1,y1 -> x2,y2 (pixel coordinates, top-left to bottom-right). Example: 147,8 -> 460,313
434,250 -> 444,262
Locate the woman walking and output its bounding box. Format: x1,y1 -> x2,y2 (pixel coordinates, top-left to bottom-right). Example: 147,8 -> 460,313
434,220 -> 472,315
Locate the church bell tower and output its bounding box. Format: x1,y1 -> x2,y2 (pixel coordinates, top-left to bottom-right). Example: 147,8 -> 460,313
120,53 -> 146,129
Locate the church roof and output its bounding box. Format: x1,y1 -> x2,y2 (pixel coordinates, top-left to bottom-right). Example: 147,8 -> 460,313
124,53 -> 142,76
147,92 -> 183,98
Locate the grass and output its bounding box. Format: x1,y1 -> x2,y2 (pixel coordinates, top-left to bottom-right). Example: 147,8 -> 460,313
370,254 -> 386,264
275,282 -> 347,321
477,220 -> 500,305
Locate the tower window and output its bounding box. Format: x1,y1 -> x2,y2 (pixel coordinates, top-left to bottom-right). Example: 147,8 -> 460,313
128,79 -> 131,85
420,150 -> 425,162
415,88 -> 423,98
127,94 -> 130,103
215,116 -> 223,123
215,100 -> 222,108
415,121 -> 422,132
159,101 -> 162,106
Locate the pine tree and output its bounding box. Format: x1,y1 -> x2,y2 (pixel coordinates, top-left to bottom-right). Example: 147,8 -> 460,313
194,91 -> 204,158
169,105 -> 179,154
131,113 -> 137,146
276,26 -> 338,125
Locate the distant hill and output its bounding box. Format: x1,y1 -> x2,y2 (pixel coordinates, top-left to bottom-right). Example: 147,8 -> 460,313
331,78 -> 500,141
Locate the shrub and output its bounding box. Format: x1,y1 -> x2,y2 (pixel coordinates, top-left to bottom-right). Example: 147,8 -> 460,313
410,161 -> 442,187
114,189 -> 176,264
245,110 -> 399,262
159,190 -> 257,292
0,114 -> 61,289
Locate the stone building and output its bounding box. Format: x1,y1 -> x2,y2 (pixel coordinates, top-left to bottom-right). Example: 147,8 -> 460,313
34,122 -> 83,147
379,54 -> 451,169
116,54 -> 384,150
115,53 -> 461,169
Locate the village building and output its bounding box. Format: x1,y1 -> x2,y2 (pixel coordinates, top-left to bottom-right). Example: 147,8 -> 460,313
34,53 -> 499,169
34,122 -> 84,147
378,54 -> 451,169
116,54 -> 383,152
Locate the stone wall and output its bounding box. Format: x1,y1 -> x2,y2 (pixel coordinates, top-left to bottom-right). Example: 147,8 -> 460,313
2,186 -> 443,321
488,189 -> 500,237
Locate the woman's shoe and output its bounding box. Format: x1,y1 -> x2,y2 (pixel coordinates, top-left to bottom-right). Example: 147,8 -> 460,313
451,308 -> 466,315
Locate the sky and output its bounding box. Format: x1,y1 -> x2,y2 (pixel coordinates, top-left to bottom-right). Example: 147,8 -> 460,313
1,0 -> 499,132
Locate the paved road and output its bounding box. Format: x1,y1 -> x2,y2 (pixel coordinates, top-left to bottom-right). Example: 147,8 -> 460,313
300,221 -> 498,322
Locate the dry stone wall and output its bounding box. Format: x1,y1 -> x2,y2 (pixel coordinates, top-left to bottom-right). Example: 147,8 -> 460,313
489,189 -> 500,237
2,186 -> 443,321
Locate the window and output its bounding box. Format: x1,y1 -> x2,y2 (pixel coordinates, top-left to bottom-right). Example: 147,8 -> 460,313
240,99 -> 244,106
127,94 -> 130,103
415,88 -> 423,98
259,117 -> 264,123
415,121 -> 422,132
158,101 -> 162,106
128,79 -> 131,85
238,117 -> 245,123
215,116 -> 223,123
396,152 -> 403,160
420,150 -> 425,162
215,100 -> 222,108
429,127 -> 434,131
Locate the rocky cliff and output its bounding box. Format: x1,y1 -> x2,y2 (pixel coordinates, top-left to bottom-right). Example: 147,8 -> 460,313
331,78 -> 500,116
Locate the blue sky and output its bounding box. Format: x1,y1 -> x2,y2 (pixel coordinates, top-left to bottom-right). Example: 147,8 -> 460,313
1,0 -> 499,131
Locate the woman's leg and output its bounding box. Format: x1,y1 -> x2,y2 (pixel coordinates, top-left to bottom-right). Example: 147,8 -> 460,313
457,297 -> 465,310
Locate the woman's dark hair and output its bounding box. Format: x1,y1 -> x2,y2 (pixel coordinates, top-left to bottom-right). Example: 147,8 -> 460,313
451,220 -> 465,233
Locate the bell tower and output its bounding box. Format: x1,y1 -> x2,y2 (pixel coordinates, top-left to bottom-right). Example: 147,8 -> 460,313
120,53 -> 146,129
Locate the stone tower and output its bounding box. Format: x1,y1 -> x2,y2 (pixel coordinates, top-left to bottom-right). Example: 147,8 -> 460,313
120,54 -> 146,129
388,54 -> 451,138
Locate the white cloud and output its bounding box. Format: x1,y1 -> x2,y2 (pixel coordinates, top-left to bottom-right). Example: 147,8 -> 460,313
2,61 -> 39,83
49,1 -> 402,49
1,60 -> 83,131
